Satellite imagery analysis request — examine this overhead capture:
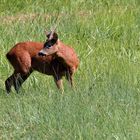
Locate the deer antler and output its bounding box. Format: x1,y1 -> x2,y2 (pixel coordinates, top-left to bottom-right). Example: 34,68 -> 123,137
48,26 -> 57,40
46,13 -> 61,40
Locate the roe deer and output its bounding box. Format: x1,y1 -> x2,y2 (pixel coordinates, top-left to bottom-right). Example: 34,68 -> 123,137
5,30 -> 79,93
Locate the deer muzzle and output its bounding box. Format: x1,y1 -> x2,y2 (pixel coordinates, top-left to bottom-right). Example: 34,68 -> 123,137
38,49 -> 47,56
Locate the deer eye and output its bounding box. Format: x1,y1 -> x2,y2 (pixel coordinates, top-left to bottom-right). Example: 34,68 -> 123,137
45,44 -> 51,48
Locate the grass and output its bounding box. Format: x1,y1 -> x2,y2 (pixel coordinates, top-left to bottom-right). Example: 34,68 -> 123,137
0,0 -> 140,139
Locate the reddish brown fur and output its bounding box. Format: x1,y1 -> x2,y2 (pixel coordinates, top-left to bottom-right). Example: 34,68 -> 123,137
5,37 -> 79,93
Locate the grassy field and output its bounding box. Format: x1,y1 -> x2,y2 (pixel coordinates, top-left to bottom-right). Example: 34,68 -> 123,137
0,0 -> 140,139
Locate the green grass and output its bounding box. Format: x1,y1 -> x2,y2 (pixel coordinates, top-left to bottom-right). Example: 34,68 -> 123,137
0,0 -> 140,139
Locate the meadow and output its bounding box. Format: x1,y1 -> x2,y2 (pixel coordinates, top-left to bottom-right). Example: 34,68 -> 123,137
0,0 -> 140,139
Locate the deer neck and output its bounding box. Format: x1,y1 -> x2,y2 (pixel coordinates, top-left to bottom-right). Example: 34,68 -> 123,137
55,40 -> 67,59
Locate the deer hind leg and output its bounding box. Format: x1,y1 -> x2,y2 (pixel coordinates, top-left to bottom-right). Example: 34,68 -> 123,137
14,53 -> 32,93
6,53 -> 32,93
65,68 -> 75,87
5,73 -> 15,94
13,70 -> 32,93
5,72 -> 29,94
5,72 -> 21,93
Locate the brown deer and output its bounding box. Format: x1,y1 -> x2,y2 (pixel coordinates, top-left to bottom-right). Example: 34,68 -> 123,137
5,30 -> 79,93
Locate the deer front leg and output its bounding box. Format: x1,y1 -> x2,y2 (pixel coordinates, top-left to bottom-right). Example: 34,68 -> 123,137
54,75 -> 64,94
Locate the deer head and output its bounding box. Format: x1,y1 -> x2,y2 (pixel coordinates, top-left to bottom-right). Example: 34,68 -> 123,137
38,29 -> 59,56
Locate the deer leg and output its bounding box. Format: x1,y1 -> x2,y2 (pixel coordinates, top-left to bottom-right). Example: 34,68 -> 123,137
5,70 -> 32,94
12,73 -> 21,93
5,73 -> 15,94
13,71 -> 32,93
65,69 -> 74,87
5,72 -> 22,93
5,72 -> 21,94
54,75 -> 64,93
